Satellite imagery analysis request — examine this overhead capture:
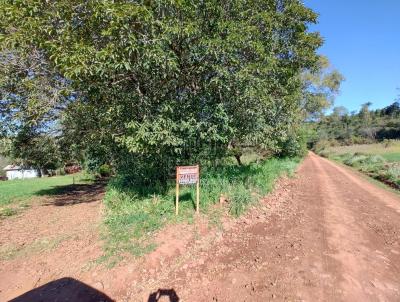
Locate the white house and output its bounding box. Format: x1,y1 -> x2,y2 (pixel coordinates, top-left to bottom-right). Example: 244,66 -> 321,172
3,165 -> 39,180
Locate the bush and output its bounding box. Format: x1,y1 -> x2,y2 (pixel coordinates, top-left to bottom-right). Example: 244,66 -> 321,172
337,153 -> 400,188
386,165 -> 400,185
343,154 -> 368,167
318,149 -> 332,158
365,155 -> 385,164
279,130 -> 308,158
98,164 -> 112,177
313,139 -> 339,155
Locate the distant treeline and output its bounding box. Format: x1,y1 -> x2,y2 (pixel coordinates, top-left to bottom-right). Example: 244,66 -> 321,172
311,101 -> 400,148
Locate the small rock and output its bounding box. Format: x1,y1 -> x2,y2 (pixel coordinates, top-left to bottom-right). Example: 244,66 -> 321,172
93,281 -> 104,290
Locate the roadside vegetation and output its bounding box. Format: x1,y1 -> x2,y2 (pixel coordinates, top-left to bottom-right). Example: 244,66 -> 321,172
102,155 -> 300,263
312,101 -> 400,148
317,140 -> 400,190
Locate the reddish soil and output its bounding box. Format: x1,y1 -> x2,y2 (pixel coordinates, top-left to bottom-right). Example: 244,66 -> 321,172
1,153 -> 400,302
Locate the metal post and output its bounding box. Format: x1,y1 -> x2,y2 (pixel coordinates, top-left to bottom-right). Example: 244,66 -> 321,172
196,165 -> 200,214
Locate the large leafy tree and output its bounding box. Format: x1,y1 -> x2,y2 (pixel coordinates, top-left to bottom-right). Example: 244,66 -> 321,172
1,0 -> 323,183
301,56 -> 344,120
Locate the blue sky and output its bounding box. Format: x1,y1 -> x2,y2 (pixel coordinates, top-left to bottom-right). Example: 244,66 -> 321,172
304,0 -> 400,112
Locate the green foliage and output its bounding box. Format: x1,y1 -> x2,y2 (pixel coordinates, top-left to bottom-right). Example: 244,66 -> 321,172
382,153 -> 400,162
278,126 -> 309,157
98,164 -> 112,178
301,56 -> 345,119
313,102 -> 400,147
228,184 -> 255,217
1,0 -> 322,183
330,149 -> 400,190
7,132 -> 61,171
101,156 -> 300,263
0,155 -> 9,177
386,165 -> 400,186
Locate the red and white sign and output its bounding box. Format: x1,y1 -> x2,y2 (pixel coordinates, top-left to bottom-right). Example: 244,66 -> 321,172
176,165 -> 199,185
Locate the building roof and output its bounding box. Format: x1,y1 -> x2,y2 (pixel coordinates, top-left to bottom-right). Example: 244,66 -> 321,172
3,165 -> 23,171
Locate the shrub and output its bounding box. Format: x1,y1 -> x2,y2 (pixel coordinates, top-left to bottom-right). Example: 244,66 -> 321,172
364,155 -> 385,165
313,139 -> 331,154
386,165 -> 400,185
98,164 -> 112,177
279,130 -> 308,158
318,149 -> 332,158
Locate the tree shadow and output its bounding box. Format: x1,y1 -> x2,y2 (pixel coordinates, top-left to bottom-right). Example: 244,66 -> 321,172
9,277 -> 114,302
176,191 -> 196,210
36,181 -> 106,206
148,289 -> 180,302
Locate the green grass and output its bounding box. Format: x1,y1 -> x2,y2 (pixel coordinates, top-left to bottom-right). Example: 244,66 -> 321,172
327,152 -> 400,191
0,173 -> 92,206
382,153 -> 400,162
325,140 -> 400,158
101,156 -> 300,264
318,140 -> 400,190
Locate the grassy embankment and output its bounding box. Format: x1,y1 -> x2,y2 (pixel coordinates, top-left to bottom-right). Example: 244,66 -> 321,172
0,173 -> 93,218
102,155 -> 300,264
318,140 -> 400,189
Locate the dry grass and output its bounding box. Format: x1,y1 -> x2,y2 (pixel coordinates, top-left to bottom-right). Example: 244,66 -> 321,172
327,140 -> 400,159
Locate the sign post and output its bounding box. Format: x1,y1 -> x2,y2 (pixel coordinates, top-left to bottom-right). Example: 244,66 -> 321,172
176,165 -> 200,215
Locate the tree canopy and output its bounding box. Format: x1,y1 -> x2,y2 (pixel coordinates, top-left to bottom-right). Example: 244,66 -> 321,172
0,0 -> 328,181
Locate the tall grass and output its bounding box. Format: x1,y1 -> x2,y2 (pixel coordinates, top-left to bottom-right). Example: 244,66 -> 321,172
332,153 -> 400,189
326,140 -> 400,157
102,157 -> 300,262
317,140 -> 400,190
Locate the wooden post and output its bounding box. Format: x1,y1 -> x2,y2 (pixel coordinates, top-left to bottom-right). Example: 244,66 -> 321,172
196,165 -> 200,214
175,167 -> 179,215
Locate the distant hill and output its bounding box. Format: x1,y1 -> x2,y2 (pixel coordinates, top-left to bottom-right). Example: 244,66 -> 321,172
314,101 -> 400,146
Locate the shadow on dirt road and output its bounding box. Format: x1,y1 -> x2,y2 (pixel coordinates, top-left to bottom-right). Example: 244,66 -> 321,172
9,277 -> 114,302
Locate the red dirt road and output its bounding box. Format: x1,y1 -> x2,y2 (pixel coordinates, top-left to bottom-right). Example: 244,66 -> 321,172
1,153 -> 400,301
125,153 -> 400,301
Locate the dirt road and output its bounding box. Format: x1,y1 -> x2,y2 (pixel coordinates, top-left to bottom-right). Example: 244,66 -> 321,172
126,153 -> 400,301
1,153 -> 400,301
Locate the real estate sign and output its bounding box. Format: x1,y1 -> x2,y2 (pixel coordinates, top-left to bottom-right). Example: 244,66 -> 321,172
175,165 -> 200,215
